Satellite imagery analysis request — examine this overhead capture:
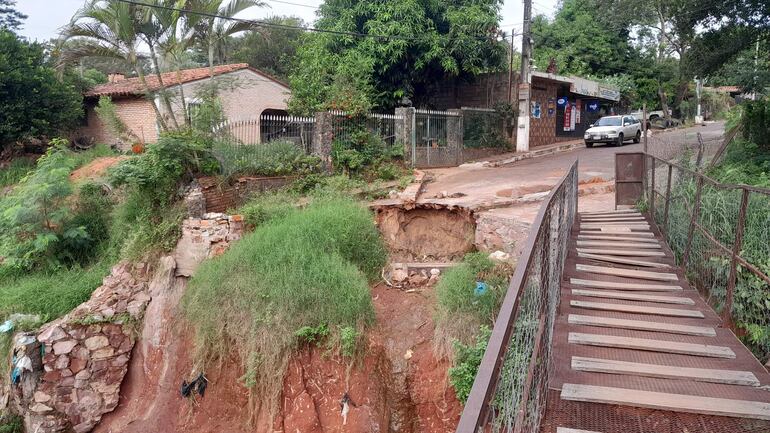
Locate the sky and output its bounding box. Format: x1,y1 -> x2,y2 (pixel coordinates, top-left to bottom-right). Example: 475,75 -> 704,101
15,0 -> 559,47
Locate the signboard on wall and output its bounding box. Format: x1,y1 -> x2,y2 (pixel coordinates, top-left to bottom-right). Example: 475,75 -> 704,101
569,103 -> 577,131
531,101 -> 542,119
556,97 -> 568,108
575,99 -> 582,124
586,100 -> 600,113
563,104 -> 572,131
547,98 -> 555,117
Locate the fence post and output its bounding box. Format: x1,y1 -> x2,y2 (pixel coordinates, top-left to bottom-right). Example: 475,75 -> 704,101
681,174 -> 704,268
650,157 -> 656,219
395,107 -> 415,166
448,109 -> 463,165
312,112 -> 334,172
663,164 -> 673,234
723,188 -> 750,325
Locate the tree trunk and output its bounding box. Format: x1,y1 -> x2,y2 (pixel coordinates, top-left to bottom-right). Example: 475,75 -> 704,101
148,43 -> 179,129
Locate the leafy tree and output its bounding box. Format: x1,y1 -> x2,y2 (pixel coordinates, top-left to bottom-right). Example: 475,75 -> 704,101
0,0 -> 25,31
228,16 -> 304,80
531,0 -> 637,77
288,0 -> 508,113
0,30 -> 82,150
707,42 -> 770,95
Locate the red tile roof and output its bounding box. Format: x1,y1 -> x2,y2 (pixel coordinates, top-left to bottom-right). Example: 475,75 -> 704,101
85,63 -> 288,97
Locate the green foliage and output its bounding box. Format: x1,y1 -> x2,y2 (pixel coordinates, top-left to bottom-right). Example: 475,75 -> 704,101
339,326 -> 359,358
0,157 -> 34,189
0,30 -> 82,150
434,252 -> 512,357
237,190 -> 299,228
0,0 -> 26,31
295,324 -> 330,345
0,142 -> 80,271
109,131 -> 218,258
189,83 -> 226,136
228,16 -> 304,81
331,128 -> 397,175
288,0 -> 507,113
183,198 -> 386,404
448,325 -> 491,403
463,105 -> 513,149
213,140 -> 321,179
741,100 -> 770,149
0,414 -> 23,433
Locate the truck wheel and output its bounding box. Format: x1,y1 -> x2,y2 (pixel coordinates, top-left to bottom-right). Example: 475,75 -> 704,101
615,133 -> 624,147
633,130 -> 641,143
585,141 -> 593,148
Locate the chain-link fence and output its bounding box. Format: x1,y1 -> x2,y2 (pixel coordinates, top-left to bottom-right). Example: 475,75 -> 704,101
327,111 -> 402,150
457,161 -> 578,433
646,153 -> 770,360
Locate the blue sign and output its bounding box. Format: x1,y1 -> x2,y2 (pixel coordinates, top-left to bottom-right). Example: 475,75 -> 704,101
556,97 -> 568,108
586,100 -> 600,113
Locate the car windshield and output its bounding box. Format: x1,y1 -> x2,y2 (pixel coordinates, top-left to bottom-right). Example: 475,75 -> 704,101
595,117 -> 622,126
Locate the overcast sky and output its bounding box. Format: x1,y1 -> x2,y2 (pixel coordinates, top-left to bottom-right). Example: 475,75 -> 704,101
15,0 -> 558,46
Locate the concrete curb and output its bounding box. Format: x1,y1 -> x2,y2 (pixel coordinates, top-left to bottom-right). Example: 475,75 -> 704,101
483,141 -> 585,168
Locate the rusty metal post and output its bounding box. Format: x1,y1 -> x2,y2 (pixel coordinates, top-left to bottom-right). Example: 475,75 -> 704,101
723,188 -> 750,324
682,174 -> 704,268
695,132 -> 705,170
663,164 -> 673,234
650,157 -> 656,219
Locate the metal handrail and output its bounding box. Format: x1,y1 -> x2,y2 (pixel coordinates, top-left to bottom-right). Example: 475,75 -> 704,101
456,160 -> 578,433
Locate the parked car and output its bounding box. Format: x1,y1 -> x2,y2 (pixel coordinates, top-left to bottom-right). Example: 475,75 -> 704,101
584,115 -> 642,148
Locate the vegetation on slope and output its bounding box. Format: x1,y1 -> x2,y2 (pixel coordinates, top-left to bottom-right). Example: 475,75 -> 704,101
183,197 -> 386,411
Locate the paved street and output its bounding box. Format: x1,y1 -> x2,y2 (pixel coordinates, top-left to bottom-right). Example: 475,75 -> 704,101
423,121 -> 725,205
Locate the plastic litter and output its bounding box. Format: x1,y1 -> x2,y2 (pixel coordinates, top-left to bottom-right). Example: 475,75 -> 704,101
474,281 -> 488,296
180,372 -> 208,398
0,320 -> 13,333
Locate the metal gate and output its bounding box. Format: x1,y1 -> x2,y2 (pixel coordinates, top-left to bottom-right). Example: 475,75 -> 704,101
412,109 -> 462,168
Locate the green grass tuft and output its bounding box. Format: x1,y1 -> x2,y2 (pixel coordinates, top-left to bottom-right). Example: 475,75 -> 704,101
182,197 -> 386,411
0,158 -> 35,189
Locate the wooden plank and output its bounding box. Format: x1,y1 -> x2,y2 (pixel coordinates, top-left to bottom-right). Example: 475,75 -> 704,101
582,221 -> 650,226
581,209 -> 640,216
578,235 -> 660,243
581,216 -> 647,222
577,248 -> 665,257
578,252 -> 670,269
571,356 -> 760,386
601,227 -> 632,233
570,278 -> 682,291
570,300 -> 704,318
568,332 -> 734,358
560,384 -> 770,420
581,230 -> 655,238
582,224 -> 650,230
568,314 -> 715,336
572,289 -> 694,305
556,429 -> 603,433
577,241 -> 661,249
576,264 -> 678,281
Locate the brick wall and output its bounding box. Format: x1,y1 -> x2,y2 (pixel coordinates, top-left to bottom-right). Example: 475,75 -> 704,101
197,176 -> 296,213
429,72 -> 514,110
528,81 -> 573,148
77,98 -> 159,149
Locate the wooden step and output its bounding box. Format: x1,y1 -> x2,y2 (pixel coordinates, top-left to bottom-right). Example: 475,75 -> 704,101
556,428 -> 603,433
581,222 -> 650,228
568,314 -> 715,336
577,241 -> 661,249
581,216 -> 647,222
576,264 -> 678,281
581,230 -> 655,238
568,332 -> 734,358
571,289 -> 694,305
571,356 -> 760,386
577,248 -> 666,257
578,234 -> 659,243
570,300 -> 704,318
601,227 -> 632,232
578,252 -> 670,269
561,384 -> 770,420
570,278 -> 682,291
581,210 -> 640,216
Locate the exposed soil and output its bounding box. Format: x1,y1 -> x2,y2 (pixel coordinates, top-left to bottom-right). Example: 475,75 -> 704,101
375,205 -> 476,262
70,156 -> 128,182
95,278 -> 461,433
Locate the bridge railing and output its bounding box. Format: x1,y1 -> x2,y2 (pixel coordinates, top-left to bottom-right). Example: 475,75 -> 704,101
644,153 -> 770,338
456,161 -> 578,433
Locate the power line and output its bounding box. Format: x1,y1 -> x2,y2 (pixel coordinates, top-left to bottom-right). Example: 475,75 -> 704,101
114,0 -> 522,42
262,0 -> 318,9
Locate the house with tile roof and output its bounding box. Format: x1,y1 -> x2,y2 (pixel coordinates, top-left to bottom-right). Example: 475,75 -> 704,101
76,63 -> 290,147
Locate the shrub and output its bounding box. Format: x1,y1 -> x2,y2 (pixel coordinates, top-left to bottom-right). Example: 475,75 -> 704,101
434,252 -> 512,358
183,198 -> 386,411
0,414 -> 23,433
331,128 -> 390,175
213,140 -> 321,178
237,190 -> 299,228
109,131 -> 218,258
0,158 -> 35,189
448,326 -> 491,403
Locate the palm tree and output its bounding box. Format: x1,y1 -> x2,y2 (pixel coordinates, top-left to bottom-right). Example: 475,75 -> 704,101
186,0 -> 264,76
58,0 -> 172,131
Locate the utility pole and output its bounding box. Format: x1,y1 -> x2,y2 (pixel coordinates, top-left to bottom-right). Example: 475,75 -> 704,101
694,77 -> 703,124
507,29 -> 515,104
753,39 -> 760,100
516,0 -> 533,152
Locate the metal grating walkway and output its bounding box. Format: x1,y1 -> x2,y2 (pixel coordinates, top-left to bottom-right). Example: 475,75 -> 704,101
541,209 -> 770,433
